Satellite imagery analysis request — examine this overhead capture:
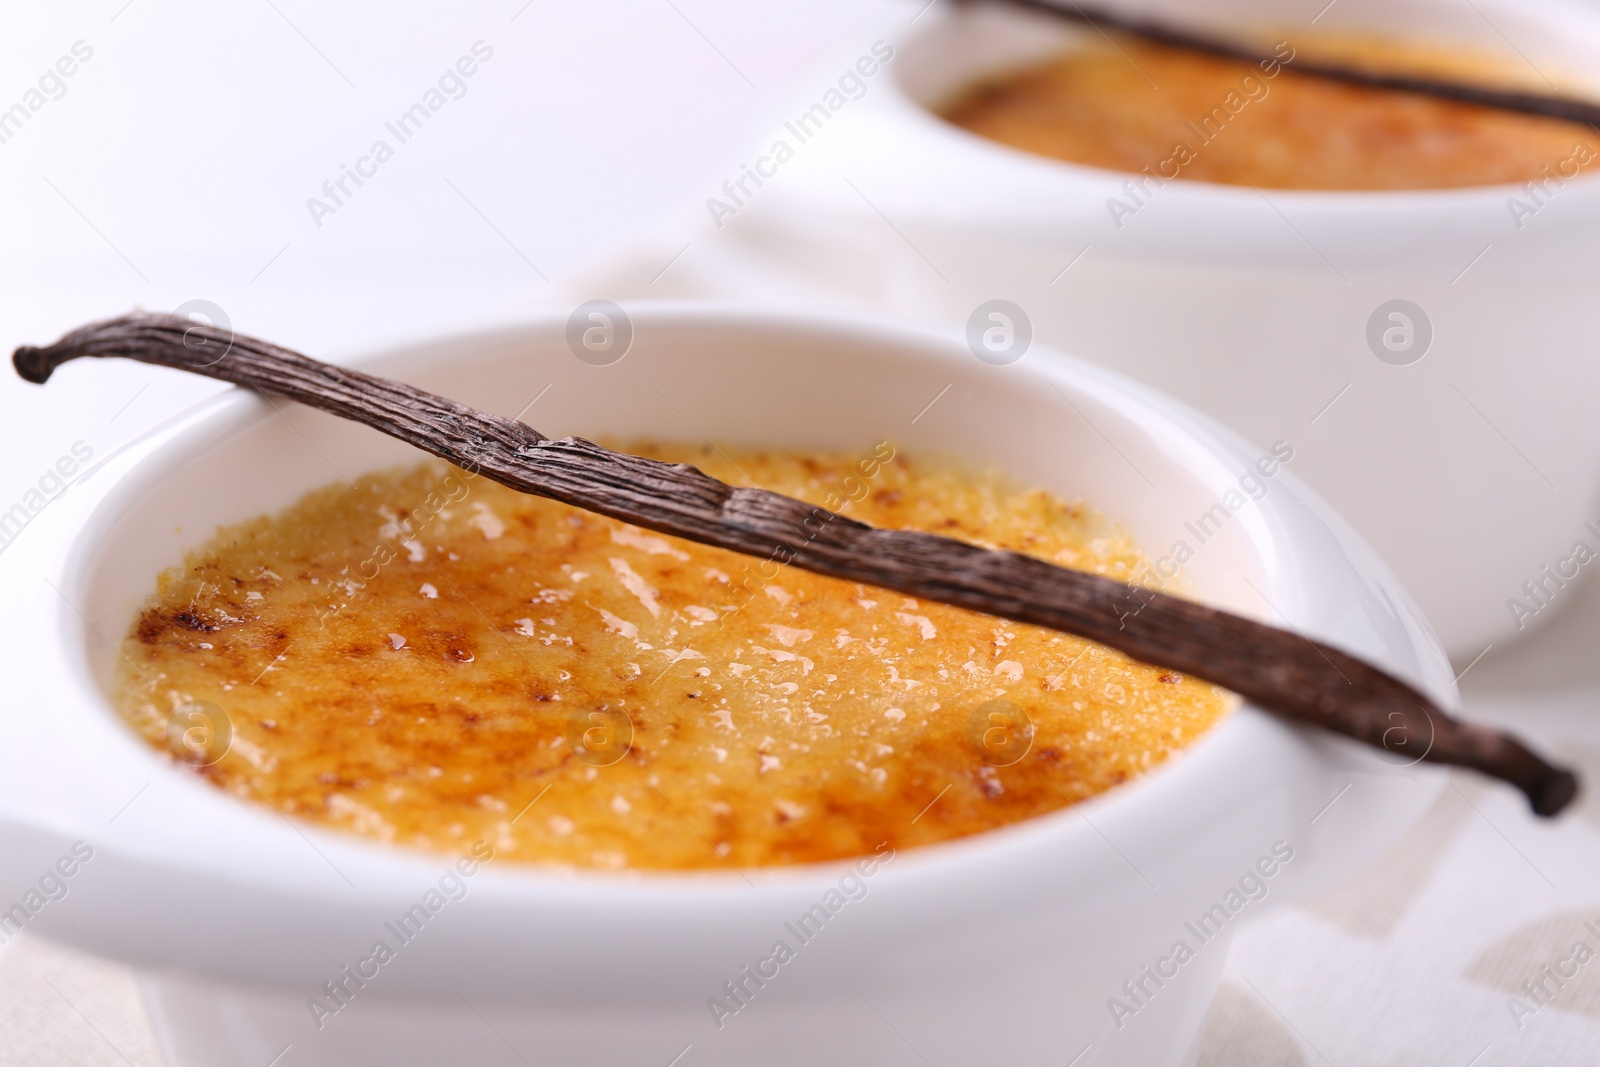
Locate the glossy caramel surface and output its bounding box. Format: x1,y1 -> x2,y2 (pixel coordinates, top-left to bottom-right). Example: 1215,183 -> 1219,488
114,446 -> 1229,869
942,35 -> 1595,190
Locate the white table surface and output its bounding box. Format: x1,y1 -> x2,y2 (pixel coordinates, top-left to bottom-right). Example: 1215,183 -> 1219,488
4,3 -> 1600,1064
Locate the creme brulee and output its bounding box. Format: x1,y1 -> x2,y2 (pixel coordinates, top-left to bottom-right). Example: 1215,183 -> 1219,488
113,445 -> 1229,869
942,35 -> 1597,190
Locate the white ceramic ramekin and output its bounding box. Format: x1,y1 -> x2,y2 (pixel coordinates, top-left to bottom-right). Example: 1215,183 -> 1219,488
707,0 -> 1600,658
0,306 -> 1449,1066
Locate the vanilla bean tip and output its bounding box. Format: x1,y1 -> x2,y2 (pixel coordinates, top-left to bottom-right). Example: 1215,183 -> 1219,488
1472,728 -> 1580,817
12,345 -> 57,385
1529,765 -> 1580,818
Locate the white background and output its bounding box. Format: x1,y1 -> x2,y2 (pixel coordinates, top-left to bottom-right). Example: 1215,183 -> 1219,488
0,0 -> 906,506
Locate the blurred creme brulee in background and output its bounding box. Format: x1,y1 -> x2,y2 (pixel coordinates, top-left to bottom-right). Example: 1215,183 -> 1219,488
942,34 -> 1597,192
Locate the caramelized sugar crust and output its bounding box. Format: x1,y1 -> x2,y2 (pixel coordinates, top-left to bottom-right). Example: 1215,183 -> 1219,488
942,35 -> 1596,190
115,446 -> 1230,870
